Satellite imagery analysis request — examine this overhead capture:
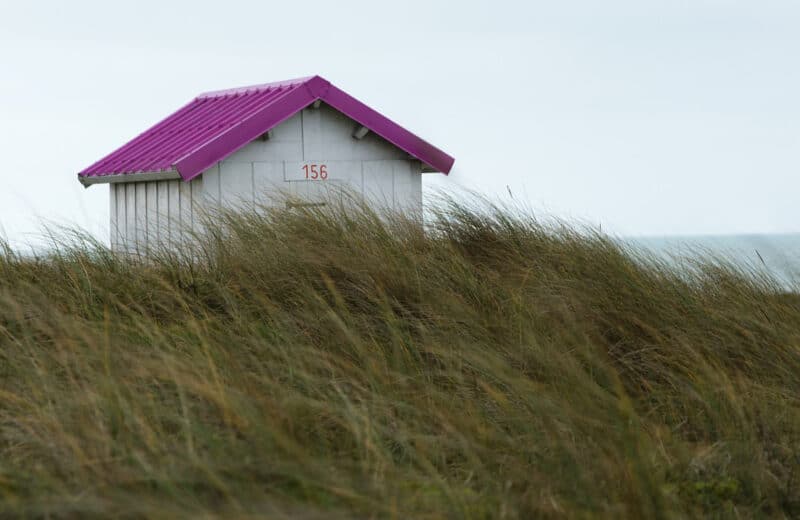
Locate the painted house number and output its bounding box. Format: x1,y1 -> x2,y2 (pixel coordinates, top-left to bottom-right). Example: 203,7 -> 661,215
301,163 -> 328,180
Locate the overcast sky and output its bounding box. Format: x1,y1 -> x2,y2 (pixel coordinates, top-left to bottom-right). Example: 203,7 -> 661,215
0,1 -> 798,247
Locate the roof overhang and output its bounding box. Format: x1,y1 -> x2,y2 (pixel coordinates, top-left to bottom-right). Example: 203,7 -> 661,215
78,170 -> 181,187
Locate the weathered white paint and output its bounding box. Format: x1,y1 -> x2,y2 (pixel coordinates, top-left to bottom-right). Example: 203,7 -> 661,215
146,182 -> 158,249
167,180 -> 181,245
115,185 -> 125,250
220,162 -> 253,209
363,160 -> 395,210
109,184 -> 117,251
111,177 -> 202,253
124,184 -> 136,253
135,183 -> 147,250
190,178 -> 204,235
156,180 -> 170,243
109,104 -> 423,253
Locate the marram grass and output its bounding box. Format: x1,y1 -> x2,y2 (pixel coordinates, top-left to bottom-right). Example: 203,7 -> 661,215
0,197 -> 799,518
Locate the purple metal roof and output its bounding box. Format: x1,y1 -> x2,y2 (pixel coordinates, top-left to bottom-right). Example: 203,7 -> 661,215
78,75 -> 455,182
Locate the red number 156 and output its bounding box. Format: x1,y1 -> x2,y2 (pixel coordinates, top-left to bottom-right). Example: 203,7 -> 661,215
302,164 -> 328,180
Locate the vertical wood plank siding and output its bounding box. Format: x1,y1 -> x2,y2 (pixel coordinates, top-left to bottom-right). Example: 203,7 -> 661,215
112,177 -> 203,253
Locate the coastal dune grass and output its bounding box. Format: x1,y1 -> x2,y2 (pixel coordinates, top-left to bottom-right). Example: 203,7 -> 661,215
0,196 -> 799,518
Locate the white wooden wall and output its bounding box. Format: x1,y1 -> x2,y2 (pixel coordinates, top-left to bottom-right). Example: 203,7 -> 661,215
204,104 -> 422,212
110,178 -> 203,253
110,103 -> 423,253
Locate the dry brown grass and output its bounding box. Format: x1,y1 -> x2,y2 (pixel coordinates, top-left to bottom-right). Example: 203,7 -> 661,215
0,196 -> 798,518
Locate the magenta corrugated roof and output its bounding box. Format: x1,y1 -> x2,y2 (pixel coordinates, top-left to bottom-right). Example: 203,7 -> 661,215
79,75 -> 455,182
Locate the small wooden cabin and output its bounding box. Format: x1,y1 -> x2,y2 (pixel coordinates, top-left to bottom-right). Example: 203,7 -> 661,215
77,75 -> 455,252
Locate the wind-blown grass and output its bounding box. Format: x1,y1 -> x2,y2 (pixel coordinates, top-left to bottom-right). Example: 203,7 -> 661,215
0,197 -> 799,518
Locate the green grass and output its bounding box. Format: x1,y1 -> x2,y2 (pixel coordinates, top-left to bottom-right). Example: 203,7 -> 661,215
1,196 -> 799,518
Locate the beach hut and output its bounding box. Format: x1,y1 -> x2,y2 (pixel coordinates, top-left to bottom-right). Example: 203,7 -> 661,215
77,75 -> 455,252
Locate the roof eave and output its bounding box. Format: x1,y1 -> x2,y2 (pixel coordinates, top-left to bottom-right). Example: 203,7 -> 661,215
78,169 -> 182,188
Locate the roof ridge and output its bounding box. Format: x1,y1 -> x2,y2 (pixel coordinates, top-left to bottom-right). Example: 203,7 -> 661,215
197,76 -> 317,98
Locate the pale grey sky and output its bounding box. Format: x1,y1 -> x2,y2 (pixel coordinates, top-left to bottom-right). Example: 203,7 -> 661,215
0,0 -> 798,247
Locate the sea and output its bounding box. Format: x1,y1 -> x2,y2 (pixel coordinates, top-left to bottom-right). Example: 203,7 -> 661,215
627,234 -> 800,288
